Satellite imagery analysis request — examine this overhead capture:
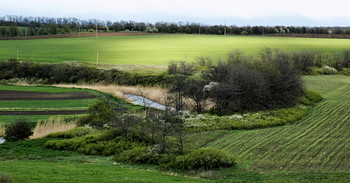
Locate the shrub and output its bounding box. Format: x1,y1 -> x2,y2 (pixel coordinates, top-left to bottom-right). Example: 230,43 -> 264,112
339,68 -> 350,76
113,147 -> 150,164
5,119 -> 33,142
299,90 -> 323,106
318,66 -> 337,75
173,148 -> 235,170
185,103 -> 312,132
44,129 -> 148,156
46,127 -> 97,138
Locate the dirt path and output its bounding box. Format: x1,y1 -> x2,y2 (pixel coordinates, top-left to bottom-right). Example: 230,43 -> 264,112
0,32 -> 169,40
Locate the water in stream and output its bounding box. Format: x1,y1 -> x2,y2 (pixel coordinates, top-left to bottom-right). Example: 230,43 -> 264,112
124,94 -> 168,110
0,137 -> 5,144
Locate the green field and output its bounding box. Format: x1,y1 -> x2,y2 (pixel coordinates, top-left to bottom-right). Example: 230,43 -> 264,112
0,84 -> 89,93
1,76 -> 350,182
1,135 -> 350,183
208,75 -> 350,171
1,35 -> 350,65
0,99 -> 96,110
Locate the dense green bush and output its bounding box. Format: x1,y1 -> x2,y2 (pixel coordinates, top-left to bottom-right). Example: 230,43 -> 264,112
299,90 -> 323,106
113,147 -> 157,164
318,66 -> 338,75
5,119 -> 33,142
46,127 -> 97,138
339,68 -> 350,75
44,129 -> 150,156
173,148 -> 235,170
186,105 -> 308,132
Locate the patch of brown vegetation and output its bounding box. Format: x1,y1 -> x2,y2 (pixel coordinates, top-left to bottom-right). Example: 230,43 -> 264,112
0,32 -> 169,40
30,116 -> 77,139
265,33 -> 350,39
0,90 -> 96,100
55,84 -> 168,105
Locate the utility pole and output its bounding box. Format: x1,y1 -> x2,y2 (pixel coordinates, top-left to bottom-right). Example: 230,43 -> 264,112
96,23 -> 98,39
224,20 -> 227,36
78,23 -> 81,38
139,23 -> 141,35
96,50 -> 99,65
199,23 -> 201,35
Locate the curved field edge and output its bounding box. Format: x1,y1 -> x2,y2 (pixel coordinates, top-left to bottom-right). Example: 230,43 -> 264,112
207,75 -> 350,171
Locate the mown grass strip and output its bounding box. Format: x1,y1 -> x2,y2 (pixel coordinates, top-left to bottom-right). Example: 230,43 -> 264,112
208,75 -> 350,171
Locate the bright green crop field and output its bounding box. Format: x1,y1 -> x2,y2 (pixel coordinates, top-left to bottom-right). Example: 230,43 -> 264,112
1,35 -> 350,65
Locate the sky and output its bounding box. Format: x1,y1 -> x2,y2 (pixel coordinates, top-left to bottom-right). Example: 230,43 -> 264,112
1,0 -> 350,26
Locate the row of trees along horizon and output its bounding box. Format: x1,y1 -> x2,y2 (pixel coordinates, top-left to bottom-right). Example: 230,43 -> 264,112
1,15 -> 350,37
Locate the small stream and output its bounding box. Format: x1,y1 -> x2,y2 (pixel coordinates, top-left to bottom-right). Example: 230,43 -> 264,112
0,137 -> 5,144
124,94 -> 168,110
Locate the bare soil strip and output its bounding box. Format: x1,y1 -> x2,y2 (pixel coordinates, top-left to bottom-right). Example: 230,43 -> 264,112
0,32 -> 168,40
0,110 -> 87,115
266,33 -> 350,39
0,90 -> 96,100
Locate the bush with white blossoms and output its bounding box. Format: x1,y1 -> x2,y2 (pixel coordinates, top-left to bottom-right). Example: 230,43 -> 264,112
319,66 -> 337,75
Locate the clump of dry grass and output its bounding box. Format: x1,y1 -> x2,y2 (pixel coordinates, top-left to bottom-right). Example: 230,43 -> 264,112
0,124 -> 5,137
30,116 -> 77,139
55,84 -> 168,105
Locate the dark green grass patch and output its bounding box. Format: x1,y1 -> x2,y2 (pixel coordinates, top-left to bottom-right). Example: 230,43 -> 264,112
0,84 -> 87,93
0,114 -> 84,124
0,160 -> 207,183
0,99 -> 97,110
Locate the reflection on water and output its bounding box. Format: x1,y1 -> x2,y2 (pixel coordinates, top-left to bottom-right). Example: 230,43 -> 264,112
124,94 -> 168,110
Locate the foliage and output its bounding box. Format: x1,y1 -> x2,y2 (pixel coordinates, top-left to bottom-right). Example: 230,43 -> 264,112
339,68 -> 350,75
318,66 -> 338,75
112,146 -> 162,165
4,119 -> 33,142
44,129 -> 150,156
46,127 -> 97,138
185,105 -> 309,132
207,50 -> 303,113
291,51 -> 315,73
299,90 -> 323,105
173,148 -> 235,170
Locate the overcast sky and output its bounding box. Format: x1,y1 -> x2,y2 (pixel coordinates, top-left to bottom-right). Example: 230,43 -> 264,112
1,0 -> 350,26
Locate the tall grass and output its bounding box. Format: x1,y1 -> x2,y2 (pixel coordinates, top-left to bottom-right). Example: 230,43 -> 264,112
0,124 -> 5,136
30,116 -> 77,139
55,84 -> 167,105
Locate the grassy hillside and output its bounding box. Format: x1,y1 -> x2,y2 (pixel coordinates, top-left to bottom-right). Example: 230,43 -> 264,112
208,75 -> 350,171
1,35 -> 350,65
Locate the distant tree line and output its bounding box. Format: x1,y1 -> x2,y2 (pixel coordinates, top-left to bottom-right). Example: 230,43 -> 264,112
1,15 -> 350,37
